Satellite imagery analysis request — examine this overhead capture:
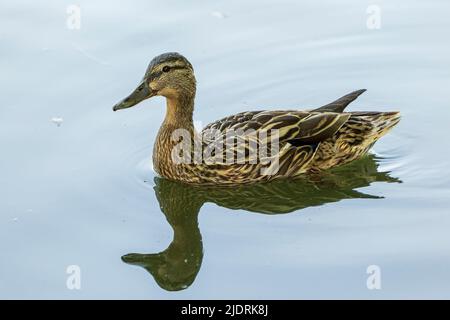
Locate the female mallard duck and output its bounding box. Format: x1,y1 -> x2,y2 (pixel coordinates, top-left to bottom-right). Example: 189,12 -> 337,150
113,52 -> 400,185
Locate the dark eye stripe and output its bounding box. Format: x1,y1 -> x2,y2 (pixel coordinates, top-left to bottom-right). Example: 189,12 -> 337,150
163,65 -> 185,71
148,65 -> 187,81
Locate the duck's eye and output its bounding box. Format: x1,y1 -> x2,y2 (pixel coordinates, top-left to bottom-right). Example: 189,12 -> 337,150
162,66 -> 171,73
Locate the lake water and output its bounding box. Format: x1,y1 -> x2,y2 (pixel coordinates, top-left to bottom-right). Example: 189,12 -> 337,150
1,0 -> 450,299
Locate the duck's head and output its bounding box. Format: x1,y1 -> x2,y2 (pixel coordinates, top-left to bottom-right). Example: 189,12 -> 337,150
113,52 -> 196,112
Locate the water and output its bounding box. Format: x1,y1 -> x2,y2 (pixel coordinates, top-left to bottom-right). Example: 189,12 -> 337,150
1,0 -> 450,299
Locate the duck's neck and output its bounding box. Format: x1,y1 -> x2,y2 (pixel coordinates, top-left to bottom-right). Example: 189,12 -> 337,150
153,93 -> 196,178
163,93 -> 195,131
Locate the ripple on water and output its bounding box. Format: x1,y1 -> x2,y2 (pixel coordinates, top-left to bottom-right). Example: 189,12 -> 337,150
120,143 -> 155,190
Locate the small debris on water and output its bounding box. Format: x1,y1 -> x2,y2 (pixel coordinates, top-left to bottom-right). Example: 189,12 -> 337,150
211,11 -> 228,19
12,217 -> 18,222
51,117 -> 64,127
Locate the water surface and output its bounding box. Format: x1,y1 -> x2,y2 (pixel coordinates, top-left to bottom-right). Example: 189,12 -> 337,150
1,0 -> 450,299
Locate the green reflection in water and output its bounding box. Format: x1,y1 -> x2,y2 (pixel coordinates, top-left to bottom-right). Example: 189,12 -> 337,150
122,155 -> 400,291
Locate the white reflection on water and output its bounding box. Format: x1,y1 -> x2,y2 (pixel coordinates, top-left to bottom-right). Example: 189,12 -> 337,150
1,0 -> 450,298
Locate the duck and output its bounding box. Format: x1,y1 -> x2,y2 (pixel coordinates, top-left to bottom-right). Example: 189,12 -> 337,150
113,52 -> 400,185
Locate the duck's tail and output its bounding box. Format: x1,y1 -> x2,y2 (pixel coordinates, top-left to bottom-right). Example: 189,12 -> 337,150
338,111 -> 399,147
348,111 -> 401,145
311,111 -> 400,170
369,111 -> 401,139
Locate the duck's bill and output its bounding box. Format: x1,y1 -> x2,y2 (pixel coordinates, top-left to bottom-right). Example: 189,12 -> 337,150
121,253 -> 159,267
113,81 -> 155,111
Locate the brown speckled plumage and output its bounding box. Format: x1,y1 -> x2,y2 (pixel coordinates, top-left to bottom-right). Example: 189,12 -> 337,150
113,52 -> 400,185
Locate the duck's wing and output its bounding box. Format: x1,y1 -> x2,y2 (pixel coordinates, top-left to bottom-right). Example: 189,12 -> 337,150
311,89 -> 366,113
202,88 -> 366,142
202,110 -> 350,147
198,111 -> 351,181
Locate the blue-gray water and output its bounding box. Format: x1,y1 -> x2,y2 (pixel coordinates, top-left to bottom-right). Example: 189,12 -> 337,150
1,0 -> 450,299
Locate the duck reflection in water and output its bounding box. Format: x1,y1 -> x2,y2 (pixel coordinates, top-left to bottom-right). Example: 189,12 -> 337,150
122,155 -> 400,291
